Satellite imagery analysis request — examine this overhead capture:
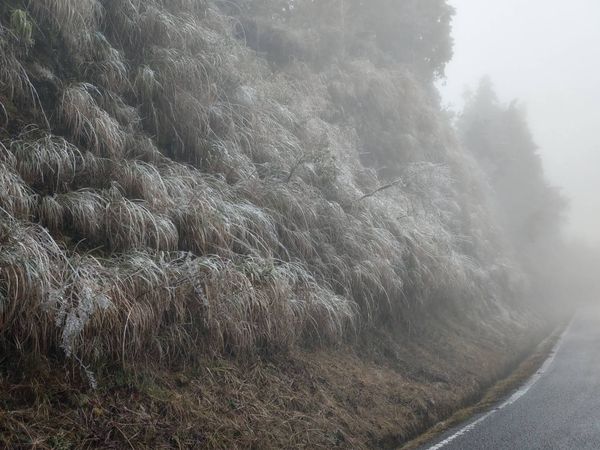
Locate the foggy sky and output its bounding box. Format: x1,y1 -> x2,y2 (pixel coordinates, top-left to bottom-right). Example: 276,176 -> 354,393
441,0 -> 600,245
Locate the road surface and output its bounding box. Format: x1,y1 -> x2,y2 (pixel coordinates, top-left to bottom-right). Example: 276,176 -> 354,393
421,309 -> 600,450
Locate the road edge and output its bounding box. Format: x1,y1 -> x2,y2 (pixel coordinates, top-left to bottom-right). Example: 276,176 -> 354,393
400,317 -> 573,450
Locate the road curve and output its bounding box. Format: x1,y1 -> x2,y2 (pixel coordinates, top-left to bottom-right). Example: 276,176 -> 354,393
421,308 -> 600,450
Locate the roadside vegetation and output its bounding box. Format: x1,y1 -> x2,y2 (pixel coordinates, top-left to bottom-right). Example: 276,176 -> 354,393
0,0 -> 566,447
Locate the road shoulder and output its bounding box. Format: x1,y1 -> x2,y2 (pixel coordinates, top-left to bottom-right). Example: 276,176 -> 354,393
401,320 -> 570,450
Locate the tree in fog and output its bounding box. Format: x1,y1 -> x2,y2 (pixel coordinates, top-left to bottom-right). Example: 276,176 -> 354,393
459,77 -> 566,247
234,0 -> 454,75
459,78 -> 568,305
345,0 -> 454,75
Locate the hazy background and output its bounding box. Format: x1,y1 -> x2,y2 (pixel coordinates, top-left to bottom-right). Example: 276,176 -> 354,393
440,0 -> 600,245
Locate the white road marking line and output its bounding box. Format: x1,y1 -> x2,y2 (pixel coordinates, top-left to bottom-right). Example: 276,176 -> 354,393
426,317 -> 575,450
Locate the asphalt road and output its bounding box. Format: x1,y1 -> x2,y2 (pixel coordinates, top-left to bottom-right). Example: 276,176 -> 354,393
422,309 -> 600,450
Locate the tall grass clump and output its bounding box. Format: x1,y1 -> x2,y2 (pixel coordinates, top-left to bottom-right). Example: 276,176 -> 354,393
0,215 -> 65,355
59,83 -> 126,157
0,24 -> 37,106
0,0 -> 529,376
30,0 -> 103,50
11,129 -> 84,192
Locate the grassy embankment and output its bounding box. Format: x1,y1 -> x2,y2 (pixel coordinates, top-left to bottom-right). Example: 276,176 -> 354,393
0,0 -> 551,447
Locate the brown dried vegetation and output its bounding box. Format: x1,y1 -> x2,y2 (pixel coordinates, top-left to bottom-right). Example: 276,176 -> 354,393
0,0 -> 541,447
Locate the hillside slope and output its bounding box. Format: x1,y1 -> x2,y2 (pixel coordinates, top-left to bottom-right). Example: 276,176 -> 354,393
0,0 -> 559,447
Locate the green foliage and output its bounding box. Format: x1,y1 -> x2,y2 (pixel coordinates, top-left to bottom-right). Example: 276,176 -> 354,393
47,435 -> 73,450
9,9 -> 34,48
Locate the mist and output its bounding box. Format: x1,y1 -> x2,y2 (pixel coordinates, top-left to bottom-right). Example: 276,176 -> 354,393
1,1 -> 599,446
441,0 -> 600,246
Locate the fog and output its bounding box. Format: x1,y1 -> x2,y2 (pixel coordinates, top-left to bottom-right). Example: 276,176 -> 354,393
441,0 -> 600,246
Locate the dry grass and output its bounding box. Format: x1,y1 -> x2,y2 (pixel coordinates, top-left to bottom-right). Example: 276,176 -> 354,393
105,189 -> 179,252
0,163 -> 35,220
0,2 -> 552,448
82,32 -> 130,93
30,0 -> 103,47
11,128 -> 85,192
0,29 -> 37,104
0,0 -> 528,382
59,83 -> 126,157
0,310 -> 543,449
49,251 -> 355,364
0,215 -> 65,355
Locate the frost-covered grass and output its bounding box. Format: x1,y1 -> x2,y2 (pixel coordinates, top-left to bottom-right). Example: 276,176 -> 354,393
0,0 -> 520,372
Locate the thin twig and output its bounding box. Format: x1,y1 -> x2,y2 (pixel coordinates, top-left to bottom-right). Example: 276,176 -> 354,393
356,177 -> 405,202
